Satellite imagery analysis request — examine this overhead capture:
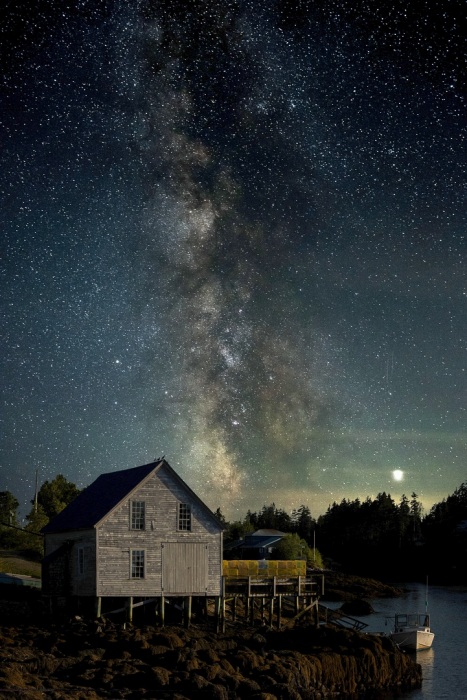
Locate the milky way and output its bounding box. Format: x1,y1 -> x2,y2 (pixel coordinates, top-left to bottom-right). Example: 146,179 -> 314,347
1,1 -> 465,518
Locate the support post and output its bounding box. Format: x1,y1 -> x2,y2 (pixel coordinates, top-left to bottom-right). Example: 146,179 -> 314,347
250,598 -> 255,625
215,596 -> 221,633
127,597 -> 133,624
184,596 -> 192,627
96,596 -> 102,619
277,595 -> 282,629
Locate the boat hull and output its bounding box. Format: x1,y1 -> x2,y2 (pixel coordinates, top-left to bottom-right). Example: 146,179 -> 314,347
390,629 -> 434,651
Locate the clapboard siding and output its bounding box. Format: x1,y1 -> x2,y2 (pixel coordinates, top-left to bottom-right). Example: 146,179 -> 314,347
96,462 -> 222,597
42,460 -> 223,602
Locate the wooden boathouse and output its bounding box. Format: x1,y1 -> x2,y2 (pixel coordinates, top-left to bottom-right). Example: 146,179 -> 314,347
41,459 -> 223,619
41,459 -> 323,628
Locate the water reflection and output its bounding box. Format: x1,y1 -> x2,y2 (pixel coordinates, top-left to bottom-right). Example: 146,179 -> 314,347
324,583 -> 467,699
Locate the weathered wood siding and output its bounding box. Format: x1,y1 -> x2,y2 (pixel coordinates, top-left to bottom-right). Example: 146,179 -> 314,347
96,463 -> 222,597
162,542 -> 208,594
42,530 -> 96,597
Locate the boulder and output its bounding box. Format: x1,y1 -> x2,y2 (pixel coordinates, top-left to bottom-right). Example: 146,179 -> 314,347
340,599 -> 375,615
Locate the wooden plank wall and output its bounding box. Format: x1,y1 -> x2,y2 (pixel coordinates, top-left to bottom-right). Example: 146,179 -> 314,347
96,463 -> 222,597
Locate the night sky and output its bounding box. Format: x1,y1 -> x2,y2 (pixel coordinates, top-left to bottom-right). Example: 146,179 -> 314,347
1,0 -> 465,521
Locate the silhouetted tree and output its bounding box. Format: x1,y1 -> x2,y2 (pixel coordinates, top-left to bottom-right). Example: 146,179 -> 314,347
35,474 -> 81,520
214,507 -> 227,526
292,504 -> 315,541
0,491 -> 20,548
409,492 -> 423,540
249,503 -> 293,532
224,519 -> 254,544
422,482 -> 467,582
22,504 -> 48,557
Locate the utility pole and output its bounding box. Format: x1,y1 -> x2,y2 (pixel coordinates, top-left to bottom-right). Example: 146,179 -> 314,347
34,469 -> 39,513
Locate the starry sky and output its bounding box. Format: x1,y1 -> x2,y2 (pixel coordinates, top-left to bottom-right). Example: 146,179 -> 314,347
1,0 -> 465,521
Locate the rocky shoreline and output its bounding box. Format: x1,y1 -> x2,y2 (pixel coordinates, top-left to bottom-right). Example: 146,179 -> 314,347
0,620 -> 421,699
0,580 -> 421,699
322,572 -> 405,603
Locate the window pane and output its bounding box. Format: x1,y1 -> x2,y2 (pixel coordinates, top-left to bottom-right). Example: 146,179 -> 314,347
131,550 -> 145,578
131,501 -> 145,530
178,503 -> 191,531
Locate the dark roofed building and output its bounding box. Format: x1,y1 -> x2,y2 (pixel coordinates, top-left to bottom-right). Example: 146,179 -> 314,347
224,529 -> 287,560
42,462 -> 158,534
41,459 -> 224,615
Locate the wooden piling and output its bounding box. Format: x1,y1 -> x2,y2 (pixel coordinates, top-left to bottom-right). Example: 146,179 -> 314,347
184,596 -> 192,627
127,597 -> 133,624
215,596 -> 221,633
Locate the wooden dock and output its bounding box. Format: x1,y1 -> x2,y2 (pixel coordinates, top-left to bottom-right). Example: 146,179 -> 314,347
74,561 -> 326,630
218,572 -> 325,631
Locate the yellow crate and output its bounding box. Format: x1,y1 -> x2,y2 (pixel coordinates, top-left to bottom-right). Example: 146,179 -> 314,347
223,560 -> 306,578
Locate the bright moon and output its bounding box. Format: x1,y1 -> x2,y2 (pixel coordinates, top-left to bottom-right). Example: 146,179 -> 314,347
392,469 -> 404,482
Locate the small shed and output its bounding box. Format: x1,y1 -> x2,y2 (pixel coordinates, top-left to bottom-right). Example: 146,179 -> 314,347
41,459 -> 224,617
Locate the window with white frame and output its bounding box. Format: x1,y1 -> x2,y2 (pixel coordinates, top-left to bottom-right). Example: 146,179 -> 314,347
130,500 -> 145,530
178,503 -> 192,531
131,549 -> 145,578
78,547 -> 84,575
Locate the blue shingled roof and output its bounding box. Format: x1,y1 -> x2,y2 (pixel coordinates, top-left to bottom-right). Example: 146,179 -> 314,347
41,461 -> 161,533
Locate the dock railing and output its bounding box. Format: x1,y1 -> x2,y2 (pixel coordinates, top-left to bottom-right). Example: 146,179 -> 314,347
220,562 -> 325,630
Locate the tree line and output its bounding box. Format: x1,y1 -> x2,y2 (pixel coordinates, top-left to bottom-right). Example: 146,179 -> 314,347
2,477 -> 467,581
220,485 -> 467,581
0,475 -> 81,556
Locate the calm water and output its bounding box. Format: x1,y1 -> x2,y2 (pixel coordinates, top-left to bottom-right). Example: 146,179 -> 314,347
336,583 -> 467,699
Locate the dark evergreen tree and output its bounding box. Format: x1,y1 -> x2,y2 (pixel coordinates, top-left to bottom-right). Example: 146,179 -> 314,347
292,504 -> 315,541
252,503 -> 293,532
214,507 -> 227,526
422,482 -> 467,582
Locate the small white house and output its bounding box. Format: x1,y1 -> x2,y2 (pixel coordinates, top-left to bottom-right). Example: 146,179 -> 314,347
41,459 -> 224,614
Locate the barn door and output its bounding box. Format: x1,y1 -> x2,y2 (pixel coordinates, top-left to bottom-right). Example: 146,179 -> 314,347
161,542 -> 208,594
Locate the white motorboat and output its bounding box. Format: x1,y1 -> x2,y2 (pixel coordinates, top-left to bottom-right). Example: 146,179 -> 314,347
387,612 -> 434,651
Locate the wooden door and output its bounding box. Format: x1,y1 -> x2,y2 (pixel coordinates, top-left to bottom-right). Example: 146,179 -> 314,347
161,542 -> 208,594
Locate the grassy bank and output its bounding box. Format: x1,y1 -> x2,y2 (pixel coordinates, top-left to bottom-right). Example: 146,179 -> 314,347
0,550 -> 41,578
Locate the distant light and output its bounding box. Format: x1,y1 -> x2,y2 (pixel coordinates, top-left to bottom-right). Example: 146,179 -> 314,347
392,469 -> 404,481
